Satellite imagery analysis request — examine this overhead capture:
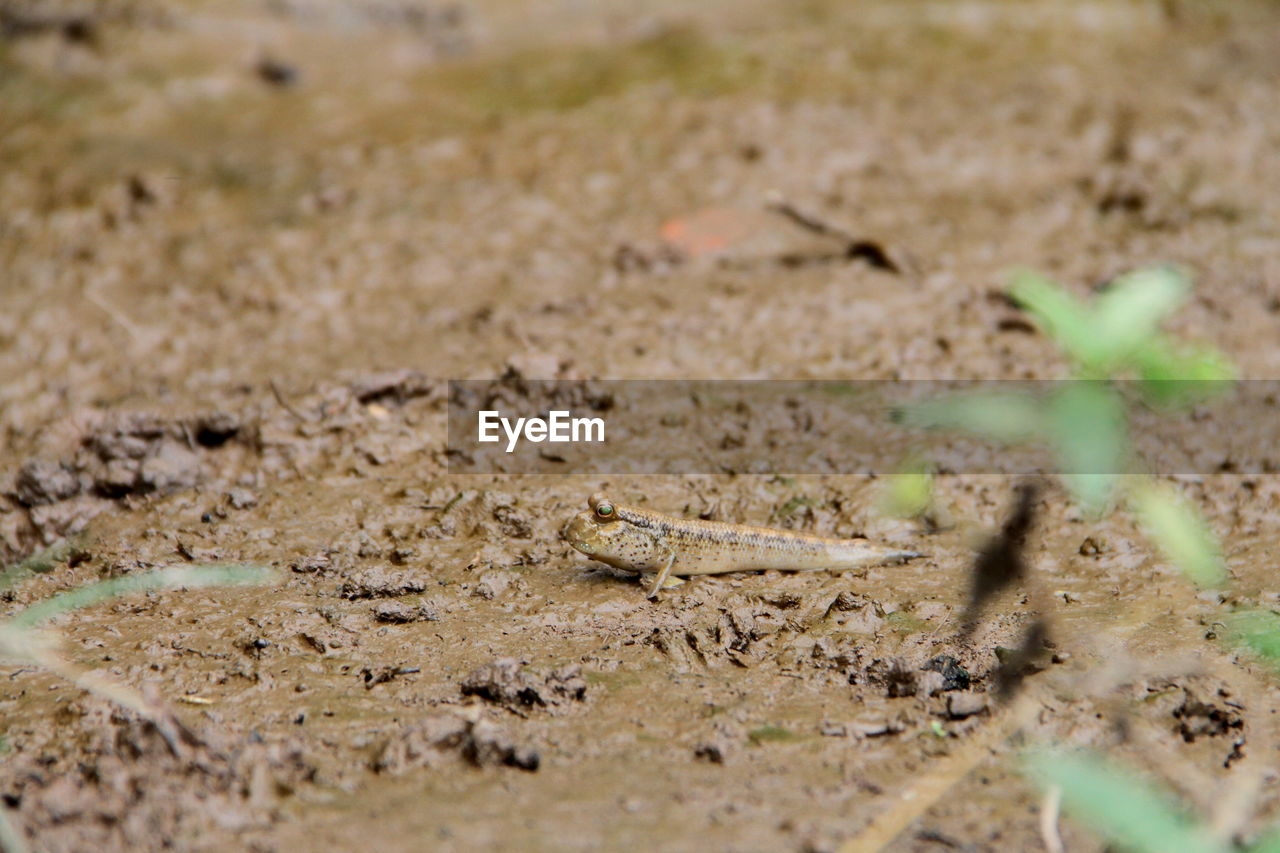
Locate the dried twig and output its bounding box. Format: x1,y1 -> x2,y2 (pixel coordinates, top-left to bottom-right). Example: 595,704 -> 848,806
763,192 -> 901,273
84,286 -> 143,341
765,193 -> 860,244
28,645 -> 189,757
837,690 -> 1043,852
269,379 -> 311,422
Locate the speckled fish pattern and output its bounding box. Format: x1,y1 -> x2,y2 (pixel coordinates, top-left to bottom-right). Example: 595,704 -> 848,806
564,494 -> 922,577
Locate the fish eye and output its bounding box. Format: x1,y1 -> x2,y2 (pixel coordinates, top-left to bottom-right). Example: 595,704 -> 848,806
595,501 -> 615,519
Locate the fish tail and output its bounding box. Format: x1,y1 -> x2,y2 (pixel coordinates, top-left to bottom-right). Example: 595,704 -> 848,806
826,541 -> 923,568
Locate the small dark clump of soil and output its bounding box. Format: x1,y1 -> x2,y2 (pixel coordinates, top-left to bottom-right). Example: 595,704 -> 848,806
460,658 -> 588,712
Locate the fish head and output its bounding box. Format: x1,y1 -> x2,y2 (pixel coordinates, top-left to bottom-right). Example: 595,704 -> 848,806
562,494 -> 663,572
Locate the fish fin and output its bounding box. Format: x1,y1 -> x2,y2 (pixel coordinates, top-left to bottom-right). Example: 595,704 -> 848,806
646,552 -> 677,600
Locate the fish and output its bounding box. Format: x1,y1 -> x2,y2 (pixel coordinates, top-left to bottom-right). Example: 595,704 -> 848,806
563,492 -> 921,598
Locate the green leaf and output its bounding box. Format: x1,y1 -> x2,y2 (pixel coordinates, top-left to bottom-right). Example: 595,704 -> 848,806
1008,271 -> 1099,366
1024,749 -> 1226,853
1134,338 -> 1236,407
1090,266 -> 1190,369
879,455 -> 934,519
1130,483 -> 1226,588
1225,610 -> 1280,669
747,725 -> 798,744
892,391 -> 1044,444
10,564 -> 276,629
1048,382 -> 1127,513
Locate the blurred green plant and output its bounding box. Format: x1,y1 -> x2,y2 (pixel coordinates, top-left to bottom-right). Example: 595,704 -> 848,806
0,556 -> 273,718
0,554 -> 273,853
1130,481 -> 1227,589
1226,610 -> 1280,672
747,725 -> 799,744
890,267 -> 1280,848
1025,748 -> 1277,853
894,266 -> 1234,589
0,539 -> 85,583
896,266 -> 1234,515
878,454 -> 935,519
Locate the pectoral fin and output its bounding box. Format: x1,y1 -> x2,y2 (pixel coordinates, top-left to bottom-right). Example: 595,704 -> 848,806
646,552 -> 678,600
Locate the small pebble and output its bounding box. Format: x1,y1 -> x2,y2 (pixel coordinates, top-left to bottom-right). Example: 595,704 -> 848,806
946,693 -> 988,719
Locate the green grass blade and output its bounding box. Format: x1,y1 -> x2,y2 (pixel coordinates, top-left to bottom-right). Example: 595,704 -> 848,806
1091,266 -> 1190,369
892,391 -> 1044,444
0,622 -> 55,660
1048,382 -> 1126,513
0,538 -> 84,593
1024,749 -> 1226,853
1131,483 -> 1226,589
1007,271 -> 1099,367
10,564 -> 275,629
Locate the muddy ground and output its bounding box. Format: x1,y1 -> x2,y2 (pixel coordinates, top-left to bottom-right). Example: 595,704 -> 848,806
2,0 -> 1280,850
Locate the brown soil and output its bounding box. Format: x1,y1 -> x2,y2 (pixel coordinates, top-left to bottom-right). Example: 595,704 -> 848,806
3,1 -> 1280,850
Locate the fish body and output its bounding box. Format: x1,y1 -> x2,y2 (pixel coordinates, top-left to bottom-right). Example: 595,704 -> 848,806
563,493 -> 920,597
